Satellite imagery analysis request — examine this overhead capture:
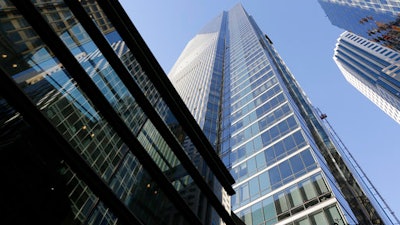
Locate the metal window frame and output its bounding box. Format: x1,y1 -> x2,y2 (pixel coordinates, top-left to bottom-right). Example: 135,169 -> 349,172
62,1 -> 235,224
0,68 -> 144,225
95,0 -> 235,187
8,0 -> 203,225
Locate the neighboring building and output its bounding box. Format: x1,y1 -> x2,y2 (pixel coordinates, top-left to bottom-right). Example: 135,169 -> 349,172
0,1 -> 237,225
318,0 -> 400,52
334,31 -> 400,123
169,4 -> 397,225
318,1 -> 400,124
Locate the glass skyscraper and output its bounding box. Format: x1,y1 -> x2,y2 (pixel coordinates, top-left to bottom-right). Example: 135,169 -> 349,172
169,4 -> 397,225
0,1 -> 237,225
334,31 -> 400,124
318,0 -> 400,52
318,0 -> 400,124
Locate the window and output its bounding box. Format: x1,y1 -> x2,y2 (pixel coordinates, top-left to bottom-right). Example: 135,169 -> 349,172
241,208 -> 253,225
310,211 -> 328,225
274,192 -> 289,214
269,166 -> 281,186
279,160 -> 292,179
288,186 -> 303,207
294,217 -> 311,225
314,174 -> 329,195
263,197 -> 276,221
289,154 -> 304,175
301,150 -> 315,168
259,172 -> 271,194
249,177 -> 260,200
240,183 -> 250,203
256,153 -> 266,168
300,180 -> 316,201
251,203 -> 264,225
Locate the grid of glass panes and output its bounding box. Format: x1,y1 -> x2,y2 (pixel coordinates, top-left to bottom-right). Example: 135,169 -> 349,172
119,37 -> 228,194
1,2 -> 204,224
230,130 -> 308,182
231,148 -> 318,210
236,173 -> 339,225
38,6 -> 227,224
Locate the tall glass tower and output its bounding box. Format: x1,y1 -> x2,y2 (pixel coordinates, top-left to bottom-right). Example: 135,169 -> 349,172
169,4 -> 397,225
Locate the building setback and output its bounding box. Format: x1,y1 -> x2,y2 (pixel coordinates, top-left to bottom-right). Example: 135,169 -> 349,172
0,1 -> 237,225
169,4 -> 397,225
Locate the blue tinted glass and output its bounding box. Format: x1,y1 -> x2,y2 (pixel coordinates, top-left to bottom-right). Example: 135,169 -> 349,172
261,132 -> 272,145
249,177 -> 260,199
273,142 -> 285,160
259,172 -> 271,194
269,126 -> 279,139
248,158 -> 257,174
256,153 -> 266,168
279,160 -> 292,179
301,150 -> 315,167
289,154 -> 304,174
293,131 -> 305,145
265,148 -> 276,164
284,136 -> 296,152
251,202 -> 264,225
269,166 -> 281,185
240,183 -> 250,202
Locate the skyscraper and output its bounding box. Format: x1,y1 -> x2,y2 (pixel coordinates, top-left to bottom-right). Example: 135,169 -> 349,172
317,0 -> 400,124
333,31 -> 400,124
0,1 -> 237,225
318,0 -> 400,52
169,4 -> 397,225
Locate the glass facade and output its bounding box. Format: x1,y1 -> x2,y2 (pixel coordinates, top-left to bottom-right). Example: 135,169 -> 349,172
318,0 -> 400,125
169,4 -> 394,225
334,32 -> 400,124
318,0 -> 400,52
0,1 -> 236,225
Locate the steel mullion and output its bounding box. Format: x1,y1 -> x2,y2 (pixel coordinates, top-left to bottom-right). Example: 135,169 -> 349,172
96,0 -> 235,190
10,1 -> 203,225
64,1 -> 236,224
0,68 -> 144,225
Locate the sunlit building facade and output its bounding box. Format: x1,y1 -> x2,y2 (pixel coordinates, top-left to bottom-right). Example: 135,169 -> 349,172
0,1 -> 237,225
318,0 -> 400,124
318,0 -> 400,52
169,4 -> 396,225
334,31 -> 400,124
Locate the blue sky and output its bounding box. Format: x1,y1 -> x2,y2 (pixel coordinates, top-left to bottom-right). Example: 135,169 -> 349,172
120,0 -> 399,218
